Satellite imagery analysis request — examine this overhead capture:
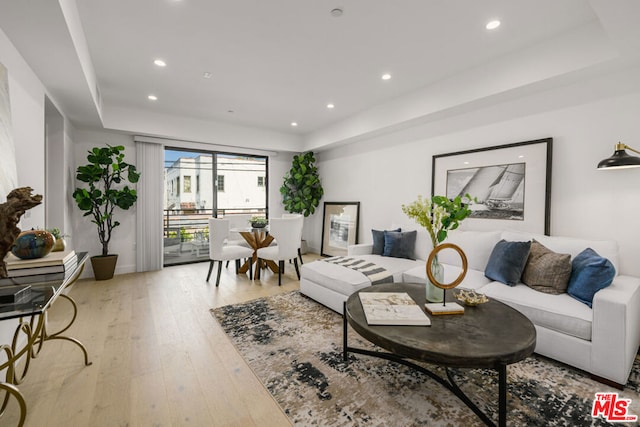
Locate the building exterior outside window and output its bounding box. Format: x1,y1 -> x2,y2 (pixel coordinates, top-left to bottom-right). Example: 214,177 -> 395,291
164,151 -> 267,213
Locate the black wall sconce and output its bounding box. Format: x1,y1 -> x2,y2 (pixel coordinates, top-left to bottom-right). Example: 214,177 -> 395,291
597,143 -> 640,170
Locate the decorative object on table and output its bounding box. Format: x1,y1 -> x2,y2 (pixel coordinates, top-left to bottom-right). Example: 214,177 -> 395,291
321,202 -> 360,257
454,289 -> 489,307
432,138 -> 552,235
73,145 -> 140,280
424,242 -> 468,315
597,142 -> 640,169
47,227 -> 69,252
280,151 -> 324,217
249,216 -> 268,228
0,187 -> 43,278
402,194 -> 475,304
11,228 -> 55,260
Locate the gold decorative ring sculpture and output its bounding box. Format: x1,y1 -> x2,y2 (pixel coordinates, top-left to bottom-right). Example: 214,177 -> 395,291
426,243 -> 468,289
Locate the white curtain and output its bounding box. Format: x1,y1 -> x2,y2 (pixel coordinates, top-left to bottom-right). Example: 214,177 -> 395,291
135,140 -> 164,271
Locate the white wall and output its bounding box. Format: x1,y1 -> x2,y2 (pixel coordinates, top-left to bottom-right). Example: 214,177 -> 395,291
0,27 -> 46,228
309,90 -> 640,277
0,26 -> 75,352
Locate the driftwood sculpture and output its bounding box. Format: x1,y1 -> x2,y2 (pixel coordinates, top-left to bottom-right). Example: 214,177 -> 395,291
0,187 -> 43,277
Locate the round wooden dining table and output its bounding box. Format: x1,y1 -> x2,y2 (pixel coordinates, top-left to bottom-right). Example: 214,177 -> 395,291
232,227 -> 279,274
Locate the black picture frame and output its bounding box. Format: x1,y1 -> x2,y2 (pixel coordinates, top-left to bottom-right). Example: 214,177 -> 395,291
432,138 -> 552,235
321,202 -> 361,257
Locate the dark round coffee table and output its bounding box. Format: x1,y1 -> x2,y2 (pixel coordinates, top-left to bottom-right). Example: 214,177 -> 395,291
344,282 -> 536,427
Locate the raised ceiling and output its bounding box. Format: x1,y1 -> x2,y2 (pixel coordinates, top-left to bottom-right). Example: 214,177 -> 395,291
1,1 -> 639,152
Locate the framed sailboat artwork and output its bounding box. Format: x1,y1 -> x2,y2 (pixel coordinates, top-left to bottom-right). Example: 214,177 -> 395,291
431,138 -> 552,235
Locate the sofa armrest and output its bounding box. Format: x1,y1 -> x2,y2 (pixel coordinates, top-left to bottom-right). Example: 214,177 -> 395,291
591,274 -> 640,384
348,243 -> 373,256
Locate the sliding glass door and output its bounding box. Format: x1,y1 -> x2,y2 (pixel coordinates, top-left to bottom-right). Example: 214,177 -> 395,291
163,148 -> 267,266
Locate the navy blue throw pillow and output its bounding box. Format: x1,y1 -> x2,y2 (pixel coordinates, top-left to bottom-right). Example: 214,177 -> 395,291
382,230 -> 416,260
372,228 -> 400,255
484,240 -> 531,286
567,248 -> 615,307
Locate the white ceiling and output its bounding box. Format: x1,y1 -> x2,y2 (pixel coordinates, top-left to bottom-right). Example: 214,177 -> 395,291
1,0 -> 639,152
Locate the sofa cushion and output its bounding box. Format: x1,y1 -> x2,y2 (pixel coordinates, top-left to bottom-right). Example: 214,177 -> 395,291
439,230 -> 502,271
501,231 -> 619,276
402,263 -> 491,291
480,282 -> 593,341
522,240 -> 572,295
383,230 -> 417,260
372,228 -> 400,255
301,255 -> 422,296
484,240 -> 531,286
567,248 -> 616,308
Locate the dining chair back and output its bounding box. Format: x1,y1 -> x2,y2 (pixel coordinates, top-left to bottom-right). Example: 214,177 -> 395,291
225,213 -> 252,247
255,215 -> 303,286
207,218 -> 254,286
282,213 -> 304,264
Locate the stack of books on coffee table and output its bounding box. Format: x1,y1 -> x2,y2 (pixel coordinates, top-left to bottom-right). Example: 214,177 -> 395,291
1,249 -> 77,286
359,292 -> 431,326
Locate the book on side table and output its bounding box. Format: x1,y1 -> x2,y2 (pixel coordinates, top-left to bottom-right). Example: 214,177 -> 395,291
359,292 -> 431,326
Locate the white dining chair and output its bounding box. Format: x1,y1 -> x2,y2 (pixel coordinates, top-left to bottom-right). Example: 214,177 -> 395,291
255,215 -> 303,286
225,213 -> 253,247
282,213 -> 304,265
207,218 -> 254,286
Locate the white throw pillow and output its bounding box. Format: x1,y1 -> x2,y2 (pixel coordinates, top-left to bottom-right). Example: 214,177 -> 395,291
438,230 -> 502,271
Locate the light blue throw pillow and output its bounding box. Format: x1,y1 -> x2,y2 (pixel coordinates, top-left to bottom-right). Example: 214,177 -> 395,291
484,239 -> 531,286
372,228 -> 400,255
567,248 -> 615,308
382,230 -> 416,260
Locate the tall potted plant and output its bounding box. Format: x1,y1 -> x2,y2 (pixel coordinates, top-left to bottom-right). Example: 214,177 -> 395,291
73,145 -> 140,280
280,151 -> 323,254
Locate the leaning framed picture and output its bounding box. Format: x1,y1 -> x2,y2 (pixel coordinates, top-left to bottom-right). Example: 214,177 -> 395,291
321,202 -> 360,257
432,138 -> 552,235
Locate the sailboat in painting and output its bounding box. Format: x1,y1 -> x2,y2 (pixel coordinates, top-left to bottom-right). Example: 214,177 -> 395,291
456,163 -> 525,220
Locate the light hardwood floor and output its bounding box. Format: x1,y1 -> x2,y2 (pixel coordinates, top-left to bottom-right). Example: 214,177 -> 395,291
3,255 -> 321,426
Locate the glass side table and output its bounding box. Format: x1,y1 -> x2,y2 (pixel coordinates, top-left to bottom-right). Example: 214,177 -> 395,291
0,252 -> 91,427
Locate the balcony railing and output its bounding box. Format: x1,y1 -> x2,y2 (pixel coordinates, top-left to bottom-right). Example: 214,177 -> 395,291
163,208 -> 266,266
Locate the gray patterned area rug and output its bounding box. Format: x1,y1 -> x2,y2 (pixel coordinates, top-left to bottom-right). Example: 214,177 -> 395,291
211,291 -> 640,426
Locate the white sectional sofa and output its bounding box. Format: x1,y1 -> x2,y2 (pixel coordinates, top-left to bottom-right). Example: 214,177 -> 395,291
300,228 -> 640,386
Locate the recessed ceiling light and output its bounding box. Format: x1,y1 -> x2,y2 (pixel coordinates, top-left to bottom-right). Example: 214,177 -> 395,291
291,122 -> 298,127
227,110 -> 234,113
148,95 -> 158,101
486,20 -> 501,30
203,72 -> 213,79
381,73 -> 392,81
327,103 -> 335,109
330,8 -> 343,17
153,59 -> 166,67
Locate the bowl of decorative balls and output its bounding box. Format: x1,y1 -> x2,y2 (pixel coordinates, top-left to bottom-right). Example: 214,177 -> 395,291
453,289 -> 489,307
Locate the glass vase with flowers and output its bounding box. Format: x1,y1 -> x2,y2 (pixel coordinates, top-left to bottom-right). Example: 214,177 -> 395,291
401,194 -> 475,302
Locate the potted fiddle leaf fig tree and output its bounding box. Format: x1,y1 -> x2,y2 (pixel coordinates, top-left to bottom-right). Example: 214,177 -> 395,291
73,145 -> 140,280
280,151 -> 323,254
